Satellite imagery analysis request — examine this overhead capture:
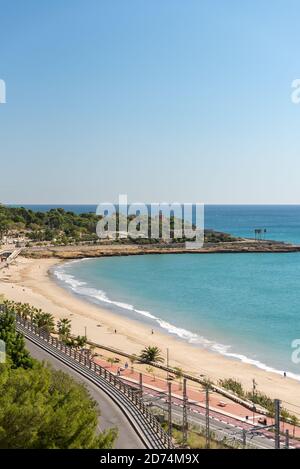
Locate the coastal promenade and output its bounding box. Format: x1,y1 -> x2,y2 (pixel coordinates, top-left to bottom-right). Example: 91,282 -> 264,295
93,356 -> 300,449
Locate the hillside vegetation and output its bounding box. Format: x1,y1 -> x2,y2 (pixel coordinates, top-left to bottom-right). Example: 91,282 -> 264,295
0,308 -> 117,449
0,205 -> 237,246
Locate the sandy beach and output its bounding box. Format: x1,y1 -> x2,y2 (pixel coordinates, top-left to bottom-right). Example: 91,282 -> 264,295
1,255 -> 300,415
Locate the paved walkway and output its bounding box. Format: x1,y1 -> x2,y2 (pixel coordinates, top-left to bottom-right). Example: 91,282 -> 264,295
94,356 -> 300,447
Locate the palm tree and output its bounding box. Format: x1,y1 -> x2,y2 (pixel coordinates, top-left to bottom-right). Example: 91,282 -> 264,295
290,415 -> 299,438
75,335 -> 87,349
88,345 -> 96,359
22,303 -> 33,320
57,318 -> 72,341
29,307 -> 36,323
107,357 -> 116,368
139,346 -> 164,363
33,311 -> 55,333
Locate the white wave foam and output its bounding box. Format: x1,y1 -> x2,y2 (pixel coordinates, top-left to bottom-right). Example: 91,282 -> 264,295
218,350 -> 300,381
53,261 -> 300,382
54,269 -> 87,289
157,319 -> 199,341
135,309 -> 158,320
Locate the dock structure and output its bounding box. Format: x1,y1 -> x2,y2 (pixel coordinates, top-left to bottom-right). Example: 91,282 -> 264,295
0,248 -> 23,270
254,228 -> 267,241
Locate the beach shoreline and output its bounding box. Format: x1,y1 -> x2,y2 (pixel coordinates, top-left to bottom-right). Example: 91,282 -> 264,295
1,255 -> 300,414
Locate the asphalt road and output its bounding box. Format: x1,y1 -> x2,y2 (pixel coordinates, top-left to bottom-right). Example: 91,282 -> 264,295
25,339 -> 145,449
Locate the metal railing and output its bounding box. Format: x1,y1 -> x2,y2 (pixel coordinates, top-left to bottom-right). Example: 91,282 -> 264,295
15,315 -> 173,449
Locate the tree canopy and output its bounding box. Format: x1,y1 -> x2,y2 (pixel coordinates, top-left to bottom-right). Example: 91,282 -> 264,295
139,345 -> 164,363
0,204 -> 237,245
0,205 -> 101,243
0,308 -> 34,369
0,307 -> 117,448
0,362 -> 117,449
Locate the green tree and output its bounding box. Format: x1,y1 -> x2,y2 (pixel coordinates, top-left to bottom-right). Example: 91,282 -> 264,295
57,318 -> 72,341
0,309 -> 33,369
219,378 -> 244,398
0,362 -> 117,448
139,346 -> 164,363
74,335 -> 87,349
107,357 -> 116,368
33,311 -> 55,333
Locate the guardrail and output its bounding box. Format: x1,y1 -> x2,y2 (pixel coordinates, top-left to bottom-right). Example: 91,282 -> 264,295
15,315 -> 173,449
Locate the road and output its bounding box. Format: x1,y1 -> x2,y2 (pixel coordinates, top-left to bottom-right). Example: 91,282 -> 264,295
25,339 -> 145,449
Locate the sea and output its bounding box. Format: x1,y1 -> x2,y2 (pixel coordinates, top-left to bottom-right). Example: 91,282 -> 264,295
14,204 -> 300,379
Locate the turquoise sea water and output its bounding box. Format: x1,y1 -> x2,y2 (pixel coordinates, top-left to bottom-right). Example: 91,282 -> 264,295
20,204 -> 300,378
54,252 -> 300,379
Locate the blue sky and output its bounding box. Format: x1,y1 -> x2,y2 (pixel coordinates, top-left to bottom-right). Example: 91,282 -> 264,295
1,0 -> 300,204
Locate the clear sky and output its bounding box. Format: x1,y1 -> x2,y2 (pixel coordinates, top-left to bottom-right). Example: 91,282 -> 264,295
1,0 -> 300,204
